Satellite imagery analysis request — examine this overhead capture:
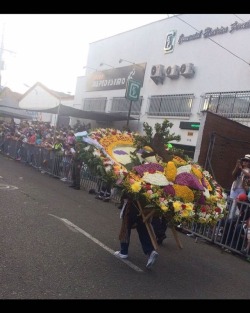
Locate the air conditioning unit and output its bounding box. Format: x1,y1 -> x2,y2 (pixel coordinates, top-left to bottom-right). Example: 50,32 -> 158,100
150,64 -> 165,84
180,63 -> 195,78
166,65 -> 180,79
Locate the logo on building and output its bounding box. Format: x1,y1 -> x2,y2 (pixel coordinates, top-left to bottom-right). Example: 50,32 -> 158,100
164,30 -> 177,54
125,79 -> 141,101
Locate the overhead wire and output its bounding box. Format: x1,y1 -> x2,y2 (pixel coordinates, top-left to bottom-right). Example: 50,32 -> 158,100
233,14 -> 245,22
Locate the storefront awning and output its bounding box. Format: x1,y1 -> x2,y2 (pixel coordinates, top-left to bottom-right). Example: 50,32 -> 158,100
0,105 -> 33,120
27,104 -> 138,122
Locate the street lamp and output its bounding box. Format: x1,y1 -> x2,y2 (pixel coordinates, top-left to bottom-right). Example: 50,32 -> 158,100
99,62 -> 114,69
119,58 -> 136,65
119,58 -> 144,69
83,65 -> 98,71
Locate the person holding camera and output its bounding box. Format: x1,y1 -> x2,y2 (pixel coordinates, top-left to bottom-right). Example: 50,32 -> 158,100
230,155 -> 250,200
229,155 -> 250,219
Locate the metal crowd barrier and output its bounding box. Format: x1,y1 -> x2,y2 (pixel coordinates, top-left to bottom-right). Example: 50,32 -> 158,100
0,137 -> 121,203
1,137 -> 249,259
180,198 -> 250,259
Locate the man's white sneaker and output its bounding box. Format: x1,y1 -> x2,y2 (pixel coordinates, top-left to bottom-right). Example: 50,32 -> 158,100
187,233 -> 195,237
114,251 -> 128,259
146,250 -> 158,268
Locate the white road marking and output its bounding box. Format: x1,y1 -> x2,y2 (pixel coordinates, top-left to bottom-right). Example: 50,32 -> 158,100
49,214 -> 144,272
0,183 -> 18,190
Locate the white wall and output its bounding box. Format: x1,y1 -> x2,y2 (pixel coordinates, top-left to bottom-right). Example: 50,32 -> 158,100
19,84 -> 75,126
76,14 -> 250,147
19,84 -> 59,109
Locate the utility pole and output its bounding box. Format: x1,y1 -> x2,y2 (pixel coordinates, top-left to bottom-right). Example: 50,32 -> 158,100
0,24 -> 4,88
0,23 -> 16,89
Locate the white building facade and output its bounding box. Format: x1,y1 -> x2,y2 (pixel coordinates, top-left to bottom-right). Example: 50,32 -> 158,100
19,82 -> 74,126
75,14 -> 250,157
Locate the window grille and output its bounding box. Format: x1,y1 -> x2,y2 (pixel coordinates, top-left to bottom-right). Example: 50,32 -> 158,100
110,97 -> 142,115
83,98 -> 107,112
148,94 -> 194,117
200,91 -> 250,118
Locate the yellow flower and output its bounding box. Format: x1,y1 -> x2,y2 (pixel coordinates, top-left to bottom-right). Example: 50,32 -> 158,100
143,146 -> 153,152
203,177 -> 212,191
184,203 -> 194,211
127,172 -> 141,181
165,161 -> 177,182
191,165 -> 203,179
172,156 -> 187,166
209,195 -> 218,203
99,133 -> 134,164
198,217 -> 208,224
131,181 -> 142,192
159,202 -> 169,212
173,201 -> 182,212
181,210 -> 190,217
173,184 -> 194,202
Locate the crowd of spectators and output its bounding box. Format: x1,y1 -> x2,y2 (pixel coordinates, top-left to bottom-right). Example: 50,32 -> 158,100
0,118 -> 88,150
0,119 -> 89,180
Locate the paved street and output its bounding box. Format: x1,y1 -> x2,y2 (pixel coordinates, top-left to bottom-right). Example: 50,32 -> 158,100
0,154 -> 249,299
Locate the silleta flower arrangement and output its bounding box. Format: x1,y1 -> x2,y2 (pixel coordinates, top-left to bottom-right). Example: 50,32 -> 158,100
77,120 -> 227,226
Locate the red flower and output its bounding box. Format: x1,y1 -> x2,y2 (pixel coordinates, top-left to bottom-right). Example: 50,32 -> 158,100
145,183 -> 152,190
215,207 -> 221,213
148,169 -> 156,174
201,206 -> 207,212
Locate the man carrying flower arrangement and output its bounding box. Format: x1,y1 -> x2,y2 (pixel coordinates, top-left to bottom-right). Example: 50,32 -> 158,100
75,120 -> 228,265
115,192 -> 159,269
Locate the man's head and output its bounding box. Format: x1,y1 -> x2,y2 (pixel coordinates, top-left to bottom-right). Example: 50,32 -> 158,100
241,154 -> 250,163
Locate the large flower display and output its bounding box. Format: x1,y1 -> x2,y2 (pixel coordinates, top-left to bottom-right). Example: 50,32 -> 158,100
77,120 -> 227,226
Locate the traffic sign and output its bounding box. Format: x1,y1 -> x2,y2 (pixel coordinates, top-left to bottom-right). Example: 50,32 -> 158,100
125,79 -> 141,101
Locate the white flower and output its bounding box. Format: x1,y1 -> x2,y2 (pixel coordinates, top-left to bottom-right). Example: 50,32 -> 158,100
105,165 -> 112,172
93,150 -> 101,157
203,188 -> 210,199
203,170 -> 211,178
112,146 -> 135,165
142,171 -> 170,186
176,164 -> 192,175
217,200 -> 226,212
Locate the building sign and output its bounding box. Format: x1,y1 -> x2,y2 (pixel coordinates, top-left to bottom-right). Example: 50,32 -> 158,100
179,121 -> 200,130
178,20 -> 250,44
164,30 -> 176,53
125,79 -> 141,101
86,63 -> 146,92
